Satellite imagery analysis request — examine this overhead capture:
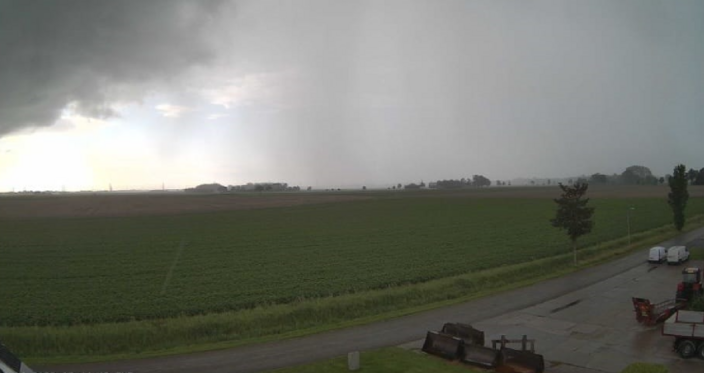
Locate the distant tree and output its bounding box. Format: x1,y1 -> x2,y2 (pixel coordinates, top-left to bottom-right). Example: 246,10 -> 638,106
435,179 -> 464,189
659,177 -> 665,184
696,168 -> 704,186
644,175 -> 659,185
397,183 -> 402,189
621,165 -> 653,184
530,180 -> 535,185
589,173 -> 608,184
255,184 -> 264,192
419,181 -> 426,188
547,179 -> 551,185
687,168 -> 699,184
508,181 -> 511,186
668,164 -> 689,231
392,186 -> 396,190
362,186 -> 366,190
307,186 -> 312,191
471,175 -> 491,187
550,182 -> 595,265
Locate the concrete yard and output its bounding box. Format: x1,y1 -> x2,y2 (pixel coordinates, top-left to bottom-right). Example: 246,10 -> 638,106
401,259 -> 704,373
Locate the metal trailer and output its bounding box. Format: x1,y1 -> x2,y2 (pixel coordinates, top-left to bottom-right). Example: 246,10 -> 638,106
422,324 -> 544,373
441,322 -> 485,346
662,310 -> 704,359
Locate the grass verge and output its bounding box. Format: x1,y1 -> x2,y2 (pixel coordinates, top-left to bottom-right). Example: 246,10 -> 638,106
266,347 -> 483,373
263,349 -> 669,373
689,246 -> 704,260
14,216 -> 704,365
620,362 -> 669,373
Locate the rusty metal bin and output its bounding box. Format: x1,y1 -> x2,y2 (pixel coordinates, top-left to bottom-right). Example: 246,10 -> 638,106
461,343 -> 499,368
421,331 -> 463,360
441,322 -> 485,346
496,347 -> 545,373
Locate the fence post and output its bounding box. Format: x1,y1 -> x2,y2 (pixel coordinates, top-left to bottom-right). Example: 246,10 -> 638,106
348,351 -> 360,371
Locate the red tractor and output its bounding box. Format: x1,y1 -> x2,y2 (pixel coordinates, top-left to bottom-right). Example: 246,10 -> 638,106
676,267 -> 703,303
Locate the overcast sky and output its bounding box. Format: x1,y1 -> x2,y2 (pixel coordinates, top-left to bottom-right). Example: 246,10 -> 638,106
0,0 -> 703,191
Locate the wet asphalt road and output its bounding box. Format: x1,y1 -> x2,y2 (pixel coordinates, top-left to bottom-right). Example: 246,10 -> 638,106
38,226 -> 704,373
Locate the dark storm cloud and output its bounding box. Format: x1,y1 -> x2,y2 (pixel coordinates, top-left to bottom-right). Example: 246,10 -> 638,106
2,0 -> 703,187
0,0 -> 224,136
221,0 -> 704,184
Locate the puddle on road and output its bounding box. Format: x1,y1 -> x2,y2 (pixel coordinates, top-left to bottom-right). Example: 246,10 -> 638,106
550,300 -> 581,314
630,327 -> 661,353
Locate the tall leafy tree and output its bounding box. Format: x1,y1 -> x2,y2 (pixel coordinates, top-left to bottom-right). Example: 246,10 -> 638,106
551,182 -> 595,265
668,164 -> 689,231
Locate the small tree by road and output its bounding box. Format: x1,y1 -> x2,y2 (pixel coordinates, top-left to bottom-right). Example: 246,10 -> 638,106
668,164 -> 689,231
551,182 -> 595,265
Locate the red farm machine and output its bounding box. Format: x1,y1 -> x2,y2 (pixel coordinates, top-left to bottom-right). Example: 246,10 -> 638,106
632,267 -> 702,326
676,267 -> 703,302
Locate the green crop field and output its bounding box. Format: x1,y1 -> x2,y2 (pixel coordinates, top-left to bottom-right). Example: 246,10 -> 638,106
2,193 -> 703,326
1,188 -> 703,360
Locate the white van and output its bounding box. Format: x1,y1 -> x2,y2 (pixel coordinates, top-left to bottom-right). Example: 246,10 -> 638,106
648,246 -> 667,263
667,246 -> 690,265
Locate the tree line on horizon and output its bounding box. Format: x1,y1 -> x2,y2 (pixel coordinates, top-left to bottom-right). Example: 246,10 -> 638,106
429,175 -> 492,189
183,164 -> 704,194
186,182 -> 306,193
385,175 -> 494,190
587,165 -> 704,186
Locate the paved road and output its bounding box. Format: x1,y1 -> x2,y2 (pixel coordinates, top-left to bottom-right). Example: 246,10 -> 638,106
38,227 -> 704,373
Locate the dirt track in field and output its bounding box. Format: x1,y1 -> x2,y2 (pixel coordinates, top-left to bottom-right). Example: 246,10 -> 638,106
1,185 -> 702,219
0,193 -> 371,218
